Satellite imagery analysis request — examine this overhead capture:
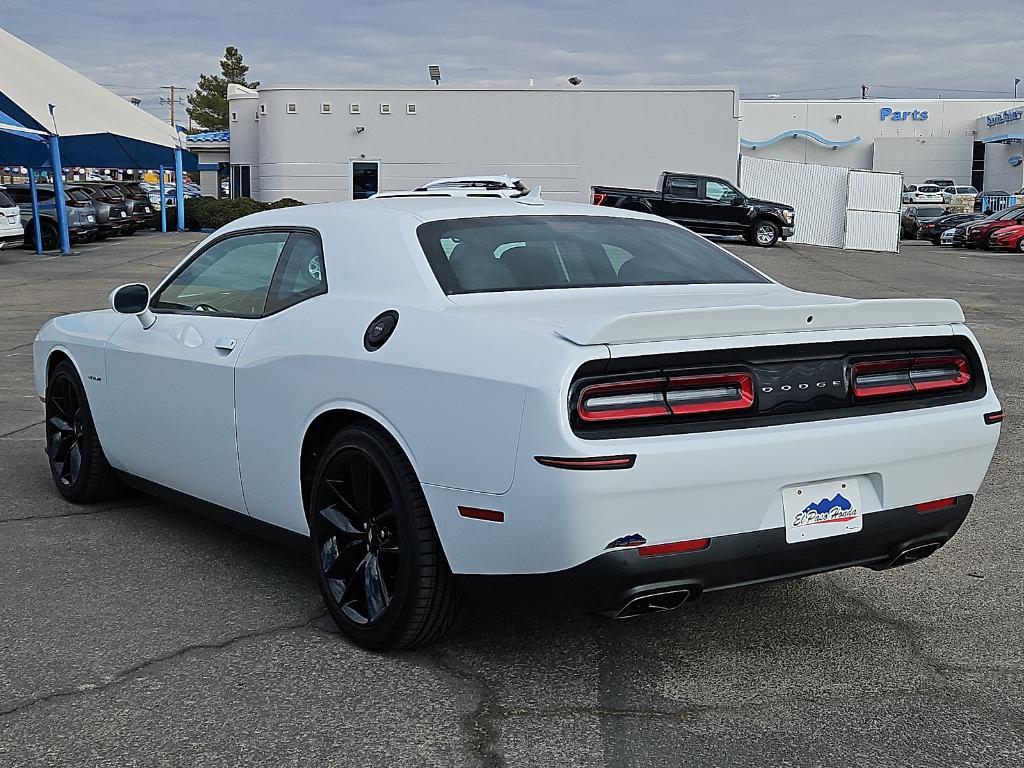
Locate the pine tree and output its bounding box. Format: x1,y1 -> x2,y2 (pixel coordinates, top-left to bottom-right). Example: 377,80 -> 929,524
186,46 -> 259,131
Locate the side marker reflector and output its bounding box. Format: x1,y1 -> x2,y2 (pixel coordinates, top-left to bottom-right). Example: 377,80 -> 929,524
535,455 -> 636,470
984,410 -> 1004,425
638,538 -> 711,557
458,506 -> 504,523
915,497 -> 957,514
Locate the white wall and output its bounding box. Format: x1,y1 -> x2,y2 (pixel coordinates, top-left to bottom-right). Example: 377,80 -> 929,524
230,86 -> 740,203
740,99 -> 1009,184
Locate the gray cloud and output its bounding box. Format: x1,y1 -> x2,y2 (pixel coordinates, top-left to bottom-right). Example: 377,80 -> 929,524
4,0 -> 1021,124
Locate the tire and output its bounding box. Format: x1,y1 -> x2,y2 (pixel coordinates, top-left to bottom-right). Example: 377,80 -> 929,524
750,219 -> 780,247
931,238 -> 942,246
1017,238 -> 1024,254
26,221 -> 59,251
45,360 -> 122,503
308,424 -> 461,650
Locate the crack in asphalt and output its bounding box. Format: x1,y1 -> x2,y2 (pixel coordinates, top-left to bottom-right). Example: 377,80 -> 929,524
0,421 -> 42,439
409,649 -> 507,768
0,611 -> 328,719
0,498 -> 158,524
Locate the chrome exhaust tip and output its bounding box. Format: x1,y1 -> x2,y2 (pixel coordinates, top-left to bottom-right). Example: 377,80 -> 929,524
611,588 -> 692,619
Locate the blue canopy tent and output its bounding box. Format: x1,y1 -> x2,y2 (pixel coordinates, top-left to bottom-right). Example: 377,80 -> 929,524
0,27 -> 199,253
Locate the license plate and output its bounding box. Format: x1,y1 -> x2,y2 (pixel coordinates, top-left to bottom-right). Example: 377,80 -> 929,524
6,216 -> 15,224
120,211 -> 127,218
782,478 -> 863,544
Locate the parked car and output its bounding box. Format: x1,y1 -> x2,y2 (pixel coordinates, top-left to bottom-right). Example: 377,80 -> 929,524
107,181 -> 156,228
33,197 -> 1001,650
0,187 -> 24,251
901,205 -> 947,239
902,184 -> 944,205
139,182 -> 177,214
922,178 -> 956,189
917,212 -> 985,245
74,183 -> 142,234
942,186 -> 979,204
940,228 -> 957,246
66,184 -> 129,239
2,183 -> 99,249
416,175 -> 527,197
988,223 -> 1024,252
950,206 -> 1024,248
592,172 -> 794,247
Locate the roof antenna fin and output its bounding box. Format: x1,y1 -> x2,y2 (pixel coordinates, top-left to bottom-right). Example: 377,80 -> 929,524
517,185 -> 543,206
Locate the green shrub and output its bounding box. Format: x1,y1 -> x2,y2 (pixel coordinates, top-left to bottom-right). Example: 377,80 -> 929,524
183,196 -> 306,230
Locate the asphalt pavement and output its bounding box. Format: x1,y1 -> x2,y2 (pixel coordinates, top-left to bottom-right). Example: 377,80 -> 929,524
0,232 -> 1021,767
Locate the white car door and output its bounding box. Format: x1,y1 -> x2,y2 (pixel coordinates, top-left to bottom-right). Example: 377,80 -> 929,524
103,230 -> 292,512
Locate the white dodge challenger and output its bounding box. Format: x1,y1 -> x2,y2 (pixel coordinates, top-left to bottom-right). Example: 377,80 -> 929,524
34,196 -> 1002,650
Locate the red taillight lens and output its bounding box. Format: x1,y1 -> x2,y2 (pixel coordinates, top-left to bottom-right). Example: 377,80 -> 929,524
577,377 -> 670,422
592,192 -> 607,206
638,538 -> 711,557
666,372 -> 754,415
852,354 -> 970,399
457,506 -> 504,523
915,497 -> 957,513
577,372 -> 754,423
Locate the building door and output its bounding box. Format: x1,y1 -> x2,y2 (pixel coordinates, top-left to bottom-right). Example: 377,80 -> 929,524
351,160 -> 380,199
971,141 -> 985,191
231,165 -> 251,198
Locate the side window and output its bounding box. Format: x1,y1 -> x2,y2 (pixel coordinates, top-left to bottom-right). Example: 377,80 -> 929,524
704,180 -> 739,202
153,231 -> 289,317
265,231 -> 327,314
667,176 -> 698,199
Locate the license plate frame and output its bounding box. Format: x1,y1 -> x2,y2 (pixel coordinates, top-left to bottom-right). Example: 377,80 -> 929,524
782,478 -> 863,544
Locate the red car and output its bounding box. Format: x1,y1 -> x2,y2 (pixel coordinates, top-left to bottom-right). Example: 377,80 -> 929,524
964,206 -> 1024,248
989,223 -> 1024,252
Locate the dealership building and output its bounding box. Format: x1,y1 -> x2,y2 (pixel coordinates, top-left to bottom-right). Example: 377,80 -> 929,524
188,84 -> 1024,202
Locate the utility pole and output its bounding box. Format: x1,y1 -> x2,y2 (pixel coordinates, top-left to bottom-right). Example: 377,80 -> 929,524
160,85 -> 186,127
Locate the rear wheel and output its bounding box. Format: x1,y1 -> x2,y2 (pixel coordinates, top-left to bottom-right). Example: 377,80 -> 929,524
750,220 -> 780,247
1017,238 -> 1024,254
26,221 -> 59,251
308,424 -> 461,650
45,360 -> 122,502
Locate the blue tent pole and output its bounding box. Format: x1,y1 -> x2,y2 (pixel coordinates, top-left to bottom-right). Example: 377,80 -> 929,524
28,169 -> 42,255
174,147 -> 185,231
47,135 -> 72,254
159,166 -> 167,233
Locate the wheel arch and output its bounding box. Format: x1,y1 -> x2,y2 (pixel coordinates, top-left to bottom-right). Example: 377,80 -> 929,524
298,404 -> 421,520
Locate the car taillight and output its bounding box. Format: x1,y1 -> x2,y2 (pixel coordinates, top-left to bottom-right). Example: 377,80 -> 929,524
592,192 -> 607,206
577,372 -> 754,423
852,354 -> 970,399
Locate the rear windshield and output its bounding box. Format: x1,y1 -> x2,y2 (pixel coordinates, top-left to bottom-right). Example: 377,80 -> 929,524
68,189 -> 92,203
0,190 -> 14,208
417,215 -> 769,294
915,206 -> 945,217
917,185 -> 941,193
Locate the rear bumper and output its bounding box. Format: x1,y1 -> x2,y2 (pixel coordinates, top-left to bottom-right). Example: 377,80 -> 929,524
0,231 -> 23,248
456,497 -> 973,613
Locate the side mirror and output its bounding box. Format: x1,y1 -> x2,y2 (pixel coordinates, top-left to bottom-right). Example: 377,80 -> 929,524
110,283 -> 156,329
732,196 -> 745,206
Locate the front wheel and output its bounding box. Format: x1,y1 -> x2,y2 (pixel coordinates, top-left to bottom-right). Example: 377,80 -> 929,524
45,360 -> 122,502
1016,238 -> 1024,254
750,220 -> 780,247
308,424 -> 461,650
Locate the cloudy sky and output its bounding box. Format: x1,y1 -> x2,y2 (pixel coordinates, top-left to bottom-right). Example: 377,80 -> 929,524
5,1 -> 1021,123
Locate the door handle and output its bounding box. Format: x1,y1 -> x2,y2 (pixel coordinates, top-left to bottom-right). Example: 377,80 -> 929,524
214,337 -> 237,352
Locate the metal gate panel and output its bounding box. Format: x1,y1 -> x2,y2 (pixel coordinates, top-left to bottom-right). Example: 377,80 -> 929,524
844,169 -> 902,252
740,156 -> 848,249
844,210 -> 900,252
846,170 -> 902,213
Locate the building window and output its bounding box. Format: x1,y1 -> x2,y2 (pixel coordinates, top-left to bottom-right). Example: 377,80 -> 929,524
231,165 -> 252,199
259,103 -> 266,115
230,111 -> 238,122
380,103 -> 391,115
320,103 -> 332,114
286,103 -> 298,114
406,103 -> 417,115
349,103 -> 361,114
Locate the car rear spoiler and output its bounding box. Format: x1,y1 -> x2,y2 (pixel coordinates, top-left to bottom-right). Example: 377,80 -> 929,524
555,298 -> 966,345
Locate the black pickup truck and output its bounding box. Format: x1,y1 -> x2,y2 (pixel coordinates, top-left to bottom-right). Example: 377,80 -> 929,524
591,172 -> 795,247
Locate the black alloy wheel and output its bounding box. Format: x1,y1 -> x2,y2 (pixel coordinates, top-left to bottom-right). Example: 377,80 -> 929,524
45,360 -> 121,502
308,425 -> 461,650
27,221 -> 60,251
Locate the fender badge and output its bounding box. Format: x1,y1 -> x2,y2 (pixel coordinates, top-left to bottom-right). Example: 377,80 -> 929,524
606,533 -> 647,550
87,375 -> 102,382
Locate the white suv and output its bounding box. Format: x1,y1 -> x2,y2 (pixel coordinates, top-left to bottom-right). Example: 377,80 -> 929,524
0,188 -> 23,251
903,184 -> 945,205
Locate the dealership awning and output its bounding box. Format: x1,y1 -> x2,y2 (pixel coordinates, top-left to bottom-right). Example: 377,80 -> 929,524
0,27 -> 196,250
981,133 -> 1024,144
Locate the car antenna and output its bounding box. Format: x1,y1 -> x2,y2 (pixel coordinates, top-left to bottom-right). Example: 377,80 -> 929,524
516,186 -> 543,206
